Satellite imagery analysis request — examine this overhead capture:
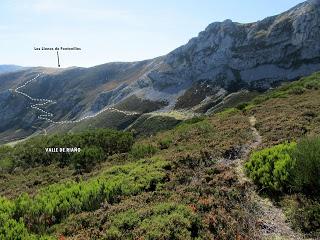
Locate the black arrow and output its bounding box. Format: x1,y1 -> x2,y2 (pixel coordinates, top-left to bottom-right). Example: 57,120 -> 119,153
57,51 -> 61,67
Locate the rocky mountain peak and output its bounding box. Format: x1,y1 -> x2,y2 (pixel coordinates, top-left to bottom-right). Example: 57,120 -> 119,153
158,1 -> 320,91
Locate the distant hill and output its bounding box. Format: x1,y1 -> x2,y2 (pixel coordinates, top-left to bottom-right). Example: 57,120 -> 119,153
0,65 -> 25,74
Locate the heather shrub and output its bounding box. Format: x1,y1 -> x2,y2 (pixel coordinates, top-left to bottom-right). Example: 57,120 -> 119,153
13,158 -> 168,231
282,195 -> 320,236
290,136 -> 320,195
158,137 -> 173,150
0,197 -> 54,239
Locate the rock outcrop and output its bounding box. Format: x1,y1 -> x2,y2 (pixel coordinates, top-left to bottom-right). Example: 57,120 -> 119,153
145,0 -> 320,98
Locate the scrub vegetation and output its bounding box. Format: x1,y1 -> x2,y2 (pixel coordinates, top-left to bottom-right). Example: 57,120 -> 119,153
0,72 -> 320,239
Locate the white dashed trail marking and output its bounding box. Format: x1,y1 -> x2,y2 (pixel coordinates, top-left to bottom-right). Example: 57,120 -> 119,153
10,73 -> 140,124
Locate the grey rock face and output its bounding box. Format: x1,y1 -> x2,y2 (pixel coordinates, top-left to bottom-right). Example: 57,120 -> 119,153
104,1 -> 320,110
145,1 -> 320,95
91,83 -> 128,112
309,0 -> 320,6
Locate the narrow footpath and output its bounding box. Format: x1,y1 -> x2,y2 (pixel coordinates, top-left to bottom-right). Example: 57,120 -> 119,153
236,116 -> 305,240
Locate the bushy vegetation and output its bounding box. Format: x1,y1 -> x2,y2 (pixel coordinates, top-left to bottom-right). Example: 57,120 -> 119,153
182,116 -> 206,125
8,129 -> 133,171
0,197 -> 54,240
290,136 -> 320,195
246,136 -> 320,236
0,158 -> 168,237
234,72 -> 320,114
174,119 -> 214,141
129,143 -> 158,159
45,112 -> 256,239
2,72 -> 319,239
245,142 -> 296,192
158,137 -> 173,150
71,146 -> 104,173
236,102 -> 250,111
282,195 -> 320,236
252,72 -> 320,105
246,136 -> 320,195
105,203 -> 200,240
129,114 -> 181,137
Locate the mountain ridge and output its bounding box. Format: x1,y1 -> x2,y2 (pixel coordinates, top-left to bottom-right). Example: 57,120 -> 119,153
0,0 -> 320,142
0,65 -> 26,75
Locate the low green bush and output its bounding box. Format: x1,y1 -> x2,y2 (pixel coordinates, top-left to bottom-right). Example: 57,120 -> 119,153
0,197 -> 16,216
217,108 -> 240,117
175,120 -> 213,140
246,136 -> 320,235
0,214 -> 33,240
13,158 -> 168,231
246,136 -> 320,195
245,142 -> 296,192
245,138 -> 320,237
0,197 -> 53,240
250,72 -> 320,105
236,102 -> 249,111
182,116 -> 206,125
0,158 -> 168,237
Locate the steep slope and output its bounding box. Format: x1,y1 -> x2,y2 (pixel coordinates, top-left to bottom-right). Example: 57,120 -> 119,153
154,0 -> 320,110
0,0 -> 320,142
0,61 -> 165,142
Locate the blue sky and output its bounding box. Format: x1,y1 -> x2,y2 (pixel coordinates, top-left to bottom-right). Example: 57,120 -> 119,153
0,0 -> 304,68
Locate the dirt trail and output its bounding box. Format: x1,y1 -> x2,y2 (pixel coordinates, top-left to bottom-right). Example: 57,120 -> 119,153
235,116 -> 306,240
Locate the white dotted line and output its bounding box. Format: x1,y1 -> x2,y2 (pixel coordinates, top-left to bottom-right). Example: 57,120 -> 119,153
11,73 -> 140,124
